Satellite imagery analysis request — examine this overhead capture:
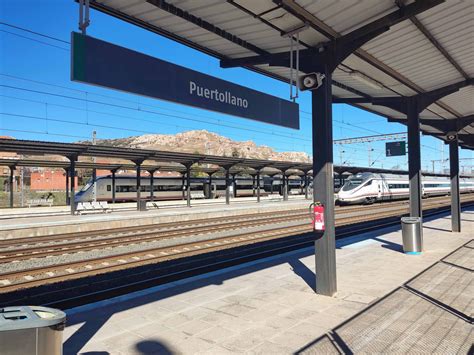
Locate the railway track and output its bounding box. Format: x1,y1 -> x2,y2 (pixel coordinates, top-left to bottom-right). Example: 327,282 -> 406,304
0,195 -> 455,262
1,194 -> 473,294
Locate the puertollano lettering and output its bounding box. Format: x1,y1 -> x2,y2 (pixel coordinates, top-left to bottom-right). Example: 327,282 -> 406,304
189,81 -> 248,108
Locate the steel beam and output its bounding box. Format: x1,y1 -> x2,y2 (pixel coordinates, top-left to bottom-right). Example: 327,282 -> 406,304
222,0 -> 444,69
449,140 -> 461,232
313,69 -> 337,296
147,0 -> 269,56
407,99 -> 422,219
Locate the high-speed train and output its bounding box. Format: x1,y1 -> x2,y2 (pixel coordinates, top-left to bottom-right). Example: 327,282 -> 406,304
337,172 -> 474,205
75,175 -> 308,203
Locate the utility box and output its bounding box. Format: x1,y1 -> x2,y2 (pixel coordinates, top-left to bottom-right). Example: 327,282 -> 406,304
0,306 -> 66,355
401,217 -> 423,254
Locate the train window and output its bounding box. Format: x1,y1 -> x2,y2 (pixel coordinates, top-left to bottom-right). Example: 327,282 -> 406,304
107,185 -> 111,192
365,180 -> 373,186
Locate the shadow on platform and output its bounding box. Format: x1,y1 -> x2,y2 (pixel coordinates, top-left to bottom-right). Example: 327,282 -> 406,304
295,240 -> 474,354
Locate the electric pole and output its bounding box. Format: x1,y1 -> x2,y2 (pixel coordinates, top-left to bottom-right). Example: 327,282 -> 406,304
92,130 -> 97,202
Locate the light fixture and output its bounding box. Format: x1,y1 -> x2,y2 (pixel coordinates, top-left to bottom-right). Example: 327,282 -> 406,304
349,71 -> 385,90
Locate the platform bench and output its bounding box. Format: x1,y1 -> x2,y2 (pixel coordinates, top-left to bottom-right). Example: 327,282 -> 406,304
27,198 -> 54,207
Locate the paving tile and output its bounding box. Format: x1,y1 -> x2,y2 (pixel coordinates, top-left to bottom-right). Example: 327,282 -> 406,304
216,303 -> 256,317
175,319 -> 214,336
197,325 -> 237,344
343,293 -> 377,304
248,340 -> 293,354
220,326 -> 275,352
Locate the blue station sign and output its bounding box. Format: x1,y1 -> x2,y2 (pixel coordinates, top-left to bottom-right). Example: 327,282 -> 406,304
71,32 -> 299,129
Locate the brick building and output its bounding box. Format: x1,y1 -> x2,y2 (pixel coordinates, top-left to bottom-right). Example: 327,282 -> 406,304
30,170 -> 78,191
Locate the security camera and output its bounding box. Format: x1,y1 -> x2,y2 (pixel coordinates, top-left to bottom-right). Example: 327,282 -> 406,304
446,131 -> 457,141
298,72 -> 326,91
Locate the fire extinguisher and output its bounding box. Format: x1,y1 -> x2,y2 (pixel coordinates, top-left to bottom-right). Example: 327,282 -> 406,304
309,201 -> 325,232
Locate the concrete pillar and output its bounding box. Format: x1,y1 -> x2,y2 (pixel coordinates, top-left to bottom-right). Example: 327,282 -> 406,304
449,140 -> 461,232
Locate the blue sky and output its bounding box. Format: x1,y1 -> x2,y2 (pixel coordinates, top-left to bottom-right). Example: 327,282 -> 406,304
1,0 -> 472,173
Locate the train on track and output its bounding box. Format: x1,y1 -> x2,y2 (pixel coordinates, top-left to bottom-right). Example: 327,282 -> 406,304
337,172 -> 474,205
75,176 -> 307,202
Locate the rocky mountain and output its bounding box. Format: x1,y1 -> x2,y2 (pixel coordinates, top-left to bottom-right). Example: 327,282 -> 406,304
90,130 -> 311,163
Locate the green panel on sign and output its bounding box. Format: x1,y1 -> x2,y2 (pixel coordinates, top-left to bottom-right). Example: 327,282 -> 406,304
71,32 -> 86,82
386,141 -> 406,157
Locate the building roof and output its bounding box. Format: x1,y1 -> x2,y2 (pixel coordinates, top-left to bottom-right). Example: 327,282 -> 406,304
88,0 -> 473,150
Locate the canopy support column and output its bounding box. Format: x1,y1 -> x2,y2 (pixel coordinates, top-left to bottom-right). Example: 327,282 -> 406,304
136,163 -> 142,211
407,99 -> 422,220
449,139 -> 461,232
304,173 -> 309,200
65,168 -> 70,206
232,173 -> 237,198
225,168 -> 231,205
282,171 -> 288,201
69,156 -> 77,215
256,171 -> 261,203
312,69 -> 337,297
111,169 -> 117,204
149,170 -> 156,202
186,165 -> 191,207
208,173 -> 213,199
9,167 -> 15,208
181,173 -> 185,200
252,175 -> 256,197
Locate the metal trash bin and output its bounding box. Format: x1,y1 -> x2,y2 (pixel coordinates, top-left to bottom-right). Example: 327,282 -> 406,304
0,306 -> 66,355
401,217 -> 423,254
138,199 -> 147,211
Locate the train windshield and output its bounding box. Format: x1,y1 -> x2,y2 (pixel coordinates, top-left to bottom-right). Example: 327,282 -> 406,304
80,181 -> 93,192
341,174 -> 371,191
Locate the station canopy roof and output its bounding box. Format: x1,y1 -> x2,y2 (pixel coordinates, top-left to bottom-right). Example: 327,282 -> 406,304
89,0 -> 473,150
0,138 -> 466,178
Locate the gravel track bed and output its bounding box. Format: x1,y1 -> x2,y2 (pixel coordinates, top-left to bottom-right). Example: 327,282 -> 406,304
0,220 -> 305,274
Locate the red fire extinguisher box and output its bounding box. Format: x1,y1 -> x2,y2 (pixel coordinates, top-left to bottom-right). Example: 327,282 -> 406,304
312,202 -> 325,231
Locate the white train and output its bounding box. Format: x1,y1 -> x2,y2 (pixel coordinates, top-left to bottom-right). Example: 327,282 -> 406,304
337,172 -> 474,205
75,176 -> 269,202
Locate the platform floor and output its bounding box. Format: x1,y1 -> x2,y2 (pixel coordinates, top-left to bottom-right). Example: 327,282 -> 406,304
0,196 -> 309,239
63,208 -> 473,354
